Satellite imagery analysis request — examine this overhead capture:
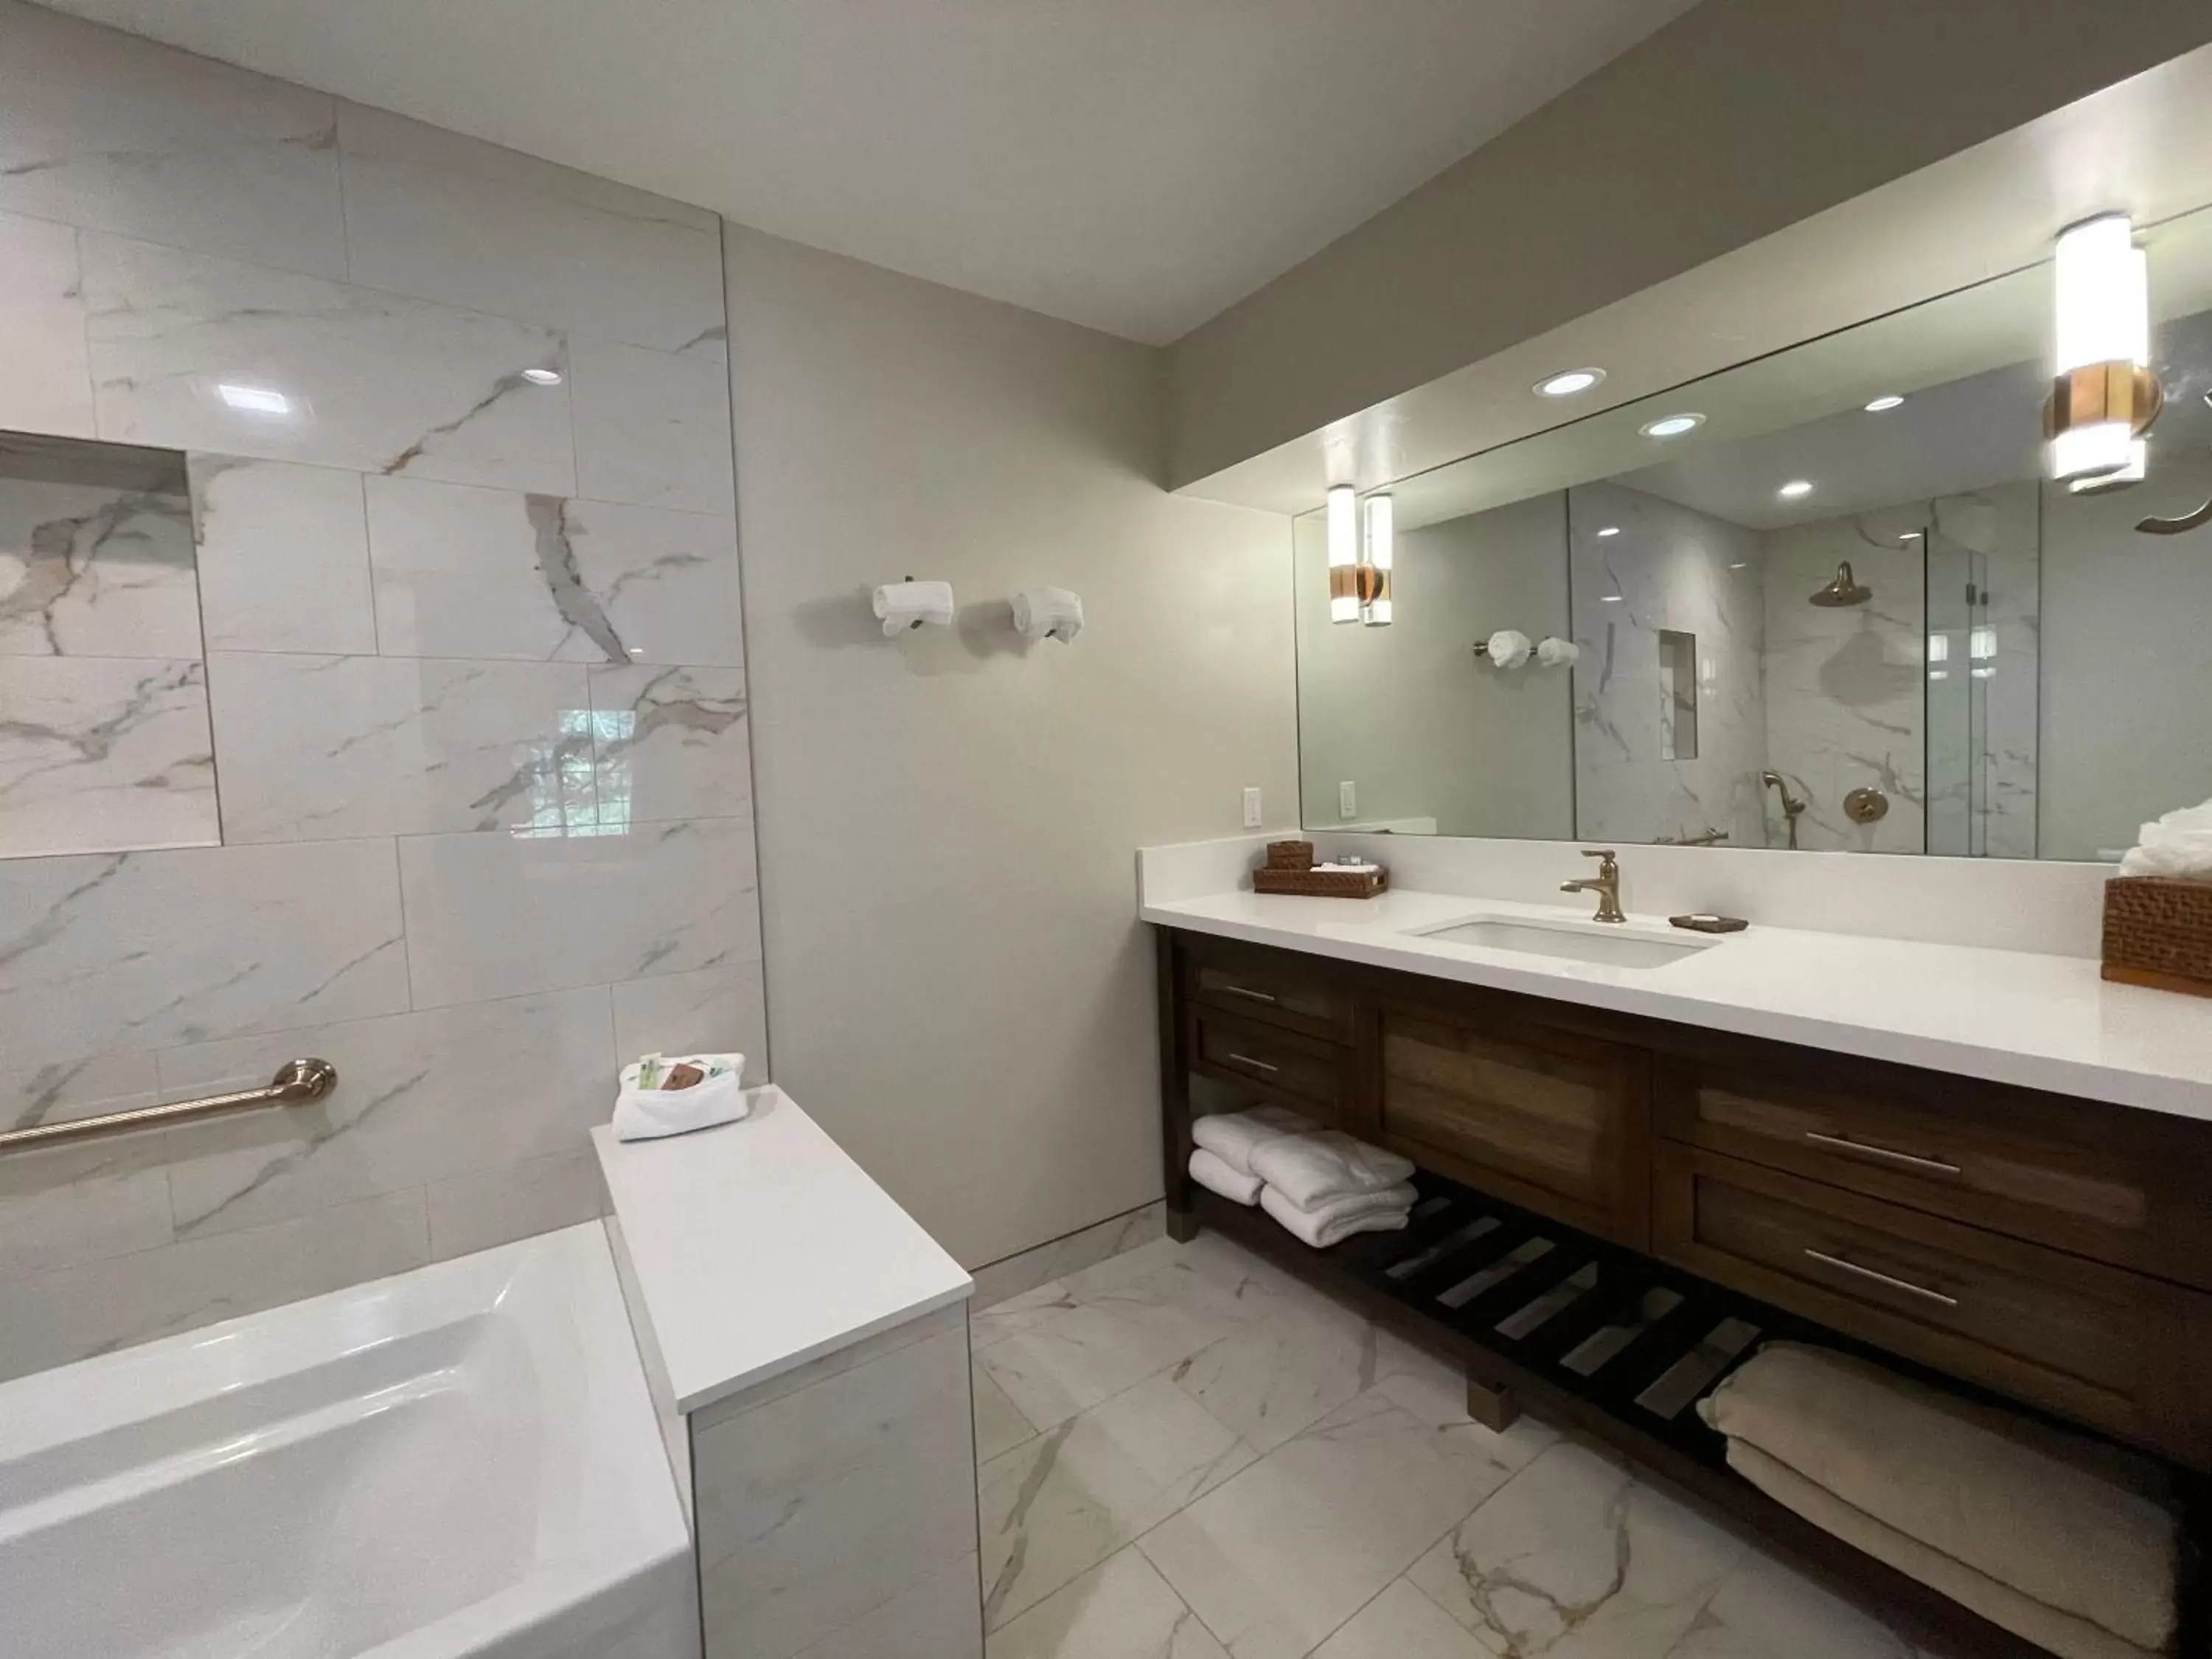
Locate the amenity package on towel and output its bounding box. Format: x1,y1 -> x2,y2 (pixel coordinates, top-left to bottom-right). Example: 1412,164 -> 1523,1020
1247,1130 -> 1415,1208
1189,1105 -> 1316,1176
1188,1146 -> 1263,1206
1700,1343 -> 2178,1656
611,1052 -> 751,1141
1260,1184 -> 1411,1248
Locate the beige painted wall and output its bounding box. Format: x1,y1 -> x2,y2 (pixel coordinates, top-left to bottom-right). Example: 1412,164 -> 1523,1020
1169,0 -> 2212,487
724,225 -> 1297,1268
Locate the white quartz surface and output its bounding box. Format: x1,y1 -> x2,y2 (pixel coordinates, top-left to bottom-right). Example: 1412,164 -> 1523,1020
1142,886 -> 2212,1124
591,1086 -> 971,1415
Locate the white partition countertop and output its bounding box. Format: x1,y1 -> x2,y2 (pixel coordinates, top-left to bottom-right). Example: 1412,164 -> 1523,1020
592,1087 -> 972,1415
1140,845 -> 2212,1125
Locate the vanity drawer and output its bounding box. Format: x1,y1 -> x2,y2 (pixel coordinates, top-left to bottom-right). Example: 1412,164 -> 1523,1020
1654,1143 -> 2212,1467
1186,940 -> 1354,1043
1653,1048 -> 2212,1290
1190,1005 -> 1349,1121
1378,1003 -> 1650,1248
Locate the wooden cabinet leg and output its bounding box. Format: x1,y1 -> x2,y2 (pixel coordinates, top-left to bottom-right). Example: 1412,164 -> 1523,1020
1167,1208 -> 1200,1243
1465,1370 -> 1521,1433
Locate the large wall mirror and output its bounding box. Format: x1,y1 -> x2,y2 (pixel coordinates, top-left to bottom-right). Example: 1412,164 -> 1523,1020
1295,204 -> 2212,862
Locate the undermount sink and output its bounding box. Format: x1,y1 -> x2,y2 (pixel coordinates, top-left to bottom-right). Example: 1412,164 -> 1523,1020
1408,915 -> 1714,970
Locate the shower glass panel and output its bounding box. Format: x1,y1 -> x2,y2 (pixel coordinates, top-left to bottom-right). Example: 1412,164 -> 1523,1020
1924,533 -> 1988,858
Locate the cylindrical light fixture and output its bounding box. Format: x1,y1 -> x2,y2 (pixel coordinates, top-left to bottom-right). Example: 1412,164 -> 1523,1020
2046,213 -> 2160,487
1326,485 -> 1360,623
1362,493 -> 1393,626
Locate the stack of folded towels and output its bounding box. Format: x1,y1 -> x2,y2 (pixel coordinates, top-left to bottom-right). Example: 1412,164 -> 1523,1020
1701,1343 -> 2181,1659
1187,1107 -> 1417,1248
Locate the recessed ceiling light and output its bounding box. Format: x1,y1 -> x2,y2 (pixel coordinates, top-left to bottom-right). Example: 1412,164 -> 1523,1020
217,382 -> 291,415
1640,413 -> 1703,439
1728,562 -> 1748,570
1599,594 -> 1625,603
1596,526 -> 1621,538
1864,394 -> 1905,412
1535,367 -> 1605,397
521,367 -> 565,386
1778,479 -> 1815,499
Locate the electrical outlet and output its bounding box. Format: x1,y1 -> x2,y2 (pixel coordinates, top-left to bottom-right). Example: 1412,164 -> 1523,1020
1338,780 -> 1357,820
1241,787 -> 1262,829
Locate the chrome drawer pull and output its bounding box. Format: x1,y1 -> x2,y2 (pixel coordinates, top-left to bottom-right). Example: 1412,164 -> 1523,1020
1225,1052 -> 1279,1075
1216,984 -> 1279,1004
1803,1248 -> 1958,1307
1804,1131 -> 1961,1176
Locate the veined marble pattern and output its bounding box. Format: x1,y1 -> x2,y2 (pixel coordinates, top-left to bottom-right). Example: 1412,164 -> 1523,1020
335,101 -> 726,357
82,232 -> 575,493
570,335 -> 737,515
0,1 -> 347,279
190,455 -> 377,655
971,1230 -> 1925,1659
1570,484 -> 1769,849
587,664 -> 754,821
0,209 -> 95,438
364,475 -> 745,665
610,961 -> 771,1086
0,476 -> 200,658
0,656 -> 218,858
0,1051 -> 160,1135
970,1200 -> 1169,1312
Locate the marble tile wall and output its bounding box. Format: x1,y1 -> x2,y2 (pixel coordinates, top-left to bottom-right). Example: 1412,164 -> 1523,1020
0,0 -> 765,1382
1569,483 -> 1770,849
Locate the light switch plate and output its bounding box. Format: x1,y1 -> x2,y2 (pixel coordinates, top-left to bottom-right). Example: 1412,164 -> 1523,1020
1241,787 -> 1262,829
1338,780 -> 1357,820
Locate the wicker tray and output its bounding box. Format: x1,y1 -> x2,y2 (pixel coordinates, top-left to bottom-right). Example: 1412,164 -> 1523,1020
1252,865 -> 1388,900
2102,875 -> 2212,997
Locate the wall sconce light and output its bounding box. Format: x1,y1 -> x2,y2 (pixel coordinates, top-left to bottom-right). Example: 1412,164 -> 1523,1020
2047,213 -> 2160,492
1327,485 -> 1360,623
1362,493 -> 1393,626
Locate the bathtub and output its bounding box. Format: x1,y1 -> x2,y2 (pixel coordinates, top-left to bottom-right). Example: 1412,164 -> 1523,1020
0,1222 -> 696,1659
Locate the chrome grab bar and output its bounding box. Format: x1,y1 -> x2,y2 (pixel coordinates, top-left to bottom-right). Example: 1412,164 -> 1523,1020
0,1059 -> 338,1155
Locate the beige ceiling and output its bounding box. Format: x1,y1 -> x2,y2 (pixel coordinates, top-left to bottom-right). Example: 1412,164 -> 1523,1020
40,0 -> 1698,345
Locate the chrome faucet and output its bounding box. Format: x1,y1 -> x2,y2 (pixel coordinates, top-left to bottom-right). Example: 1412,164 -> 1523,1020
1560,849 -> 1625,924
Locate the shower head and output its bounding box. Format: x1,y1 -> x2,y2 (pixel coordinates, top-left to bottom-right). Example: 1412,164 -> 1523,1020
1809,562 -> 1873,608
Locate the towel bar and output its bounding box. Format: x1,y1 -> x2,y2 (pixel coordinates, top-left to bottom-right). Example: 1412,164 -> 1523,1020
0,1059 -> 338,1155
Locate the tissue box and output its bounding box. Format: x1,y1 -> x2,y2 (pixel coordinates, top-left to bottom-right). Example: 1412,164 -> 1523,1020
2102,876 -> 2212,998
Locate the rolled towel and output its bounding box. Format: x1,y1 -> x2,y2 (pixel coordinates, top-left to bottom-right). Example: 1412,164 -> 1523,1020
1726,1441 -> 2158,1659
1262,1184 -> 1411,1248
1188,1146 -> 1262,1206
1700,1343 -> 2178,1654
2118,793 -> 2212,880
1248,1130 -> 1415,1209
1536,635 -> 1581,668
1484,628 -> 1532,668
1190,1106 -> 1316,1178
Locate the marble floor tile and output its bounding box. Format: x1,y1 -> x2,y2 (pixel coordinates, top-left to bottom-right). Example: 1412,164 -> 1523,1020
336,102 -> 726,357
973,1234 -> 1189,1346
988,1547 -> 1229,1659
1169,1304 -> 1394,1455
1662,1554 -> 1914,1659
969,1202 -> 1167,1312
1139,1390 -> 1530,1659
206,653 -> 598,841
0,656 -> 218,858
1311,1579 -> 1493,1659
189,456 -> 376,655
569,335 -> 736,515
0,476 -> 200,659
980,1374 -> 1255,1630
0,209 -> 94,437
611,962 -> 771,1086
587,664 -> 753,823
1407,1441 -> 1746,1659
973,1364 -> 1039,1464
83,233 -> 573,493
0,3 -> 347,278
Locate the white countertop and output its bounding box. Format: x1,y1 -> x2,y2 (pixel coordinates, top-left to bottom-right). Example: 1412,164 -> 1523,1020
592,1086 -> 972,1416
1143,886 -> 2212,1124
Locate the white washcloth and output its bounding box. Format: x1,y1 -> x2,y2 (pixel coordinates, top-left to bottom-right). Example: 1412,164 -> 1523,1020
1188,1147 -> 1262,1206
1536,635 -> 1581,667
611,1052 -> 751,1141
1484,628 -> 1532,668
1262,1184 -> 1411,1248
1190,1106 -> 1316,1178
2118,794 -> 2212,880
1248,1130 -> 1415,1209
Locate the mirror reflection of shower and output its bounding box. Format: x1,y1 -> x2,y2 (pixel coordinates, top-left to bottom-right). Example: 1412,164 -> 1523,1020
1809,562 -> 1874,607
1761,770 -> 1807,849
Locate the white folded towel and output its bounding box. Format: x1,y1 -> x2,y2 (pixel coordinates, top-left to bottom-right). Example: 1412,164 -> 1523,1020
1188,1147 -> 1262,1206
611,1052 -> 751,1141
1262,1184 -> 1411,1248
2118,793 -> 2212,880
1484,628 -> 1533,668
1189,1106 -> 1316,1178
1248,1130 -> 1415,1209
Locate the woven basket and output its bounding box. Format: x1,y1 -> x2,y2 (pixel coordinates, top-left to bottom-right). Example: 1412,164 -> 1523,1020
1265,839 -> 1317,871
2102,875 -> 2212,998
1253,865 -> 1388,900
